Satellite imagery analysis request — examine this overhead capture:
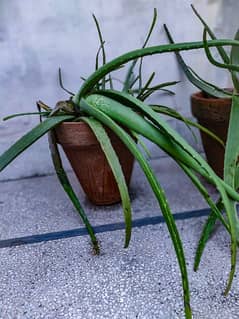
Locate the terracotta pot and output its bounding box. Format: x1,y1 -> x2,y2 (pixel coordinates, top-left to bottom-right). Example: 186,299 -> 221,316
55,122 -> 134,205
191,91 -> 232,178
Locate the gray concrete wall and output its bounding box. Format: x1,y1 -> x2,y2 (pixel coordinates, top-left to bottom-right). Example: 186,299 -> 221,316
0,0 -> 237,180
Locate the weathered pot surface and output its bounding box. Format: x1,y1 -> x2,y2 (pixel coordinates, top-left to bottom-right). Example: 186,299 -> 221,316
55,121 -> 134,205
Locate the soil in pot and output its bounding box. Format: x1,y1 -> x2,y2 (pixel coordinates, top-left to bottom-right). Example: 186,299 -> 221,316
55,122 -> 134,205
191,91 -> 232,178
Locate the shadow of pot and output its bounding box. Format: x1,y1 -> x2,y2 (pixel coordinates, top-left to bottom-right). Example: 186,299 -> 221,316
55,122 -> 134,205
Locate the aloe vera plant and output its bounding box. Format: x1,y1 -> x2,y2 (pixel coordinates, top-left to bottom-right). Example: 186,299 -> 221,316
164,4 -> 239,296
2,10 -> 239,319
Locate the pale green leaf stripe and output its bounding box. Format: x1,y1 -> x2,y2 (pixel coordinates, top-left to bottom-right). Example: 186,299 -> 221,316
0,115 -> 74,172
80,116 -> 132,248
73,39 -> 239,103
88,92 -> 238,291
79,98 -> 192,319
48,131 -> 99,254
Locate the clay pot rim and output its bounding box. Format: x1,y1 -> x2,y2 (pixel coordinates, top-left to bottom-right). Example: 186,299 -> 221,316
191,90 -> 232,104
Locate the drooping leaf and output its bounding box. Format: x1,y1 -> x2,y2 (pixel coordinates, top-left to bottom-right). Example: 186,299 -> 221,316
130,131 -> 151,159
191,4 -> 230,64
0,115 -> 74,172
89,91 -> 238,292
194,199 -> 224,271
80,97 -> 192,318
48,131 -> 99,254
73,39 -> 239,103
80,116 -> 132,248
151,104 -> 224,147
163,24 -> 232,98
223,93 -> 239,294
203,28 -> 239,73
83,92 -> 239,203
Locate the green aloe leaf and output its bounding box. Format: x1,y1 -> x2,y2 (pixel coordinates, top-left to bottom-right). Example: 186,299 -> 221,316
137,72 -> 155,99
48,131 -> 99,254
203,28 -> 239,73
151,104 -> 224,147
90,92 -> 238,291
80,116 -> 132,248
223,93 -> 239,294
191,4 -> 230,64
80,97 -> 192,319
139,81 -> 179,101
123,8 -> 157,92
0,115 -> 74,172
84,92 -> 239,202
130,131 -> 151,159
163,24 -> 232,98
224,94 -> 239,190
194,200 -> 224,271
93,14 -> 106,89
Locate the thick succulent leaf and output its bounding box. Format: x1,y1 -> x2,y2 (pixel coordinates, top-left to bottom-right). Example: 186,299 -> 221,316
79,98 -> 192,318
163,24 -> 232,98
91,91 -> 238,291
80,116 -> 132,248
151,104 -> 224,147
48,131 -> 99,254
73,39 -> 239,103
0,115 -> 74,172
84,93 -> 239,202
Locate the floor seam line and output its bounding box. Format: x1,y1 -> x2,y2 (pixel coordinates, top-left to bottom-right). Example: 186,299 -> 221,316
0,208 -> 210,249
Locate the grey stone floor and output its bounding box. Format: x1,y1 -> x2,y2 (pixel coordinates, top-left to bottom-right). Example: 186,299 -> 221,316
0,157 -> 238,319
